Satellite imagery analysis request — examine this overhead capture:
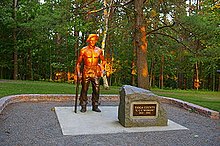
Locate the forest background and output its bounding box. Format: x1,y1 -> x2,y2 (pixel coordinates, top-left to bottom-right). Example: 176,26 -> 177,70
0,0 -> 220,91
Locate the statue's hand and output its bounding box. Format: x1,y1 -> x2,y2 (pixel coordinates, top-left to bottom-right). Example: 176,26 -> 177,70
102,70 -> 106,76
97,64 -> 105,77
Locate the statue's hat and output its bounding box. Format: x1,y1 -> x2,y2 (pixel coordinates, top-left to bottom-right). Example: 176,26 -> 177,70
86,34 -> 99,42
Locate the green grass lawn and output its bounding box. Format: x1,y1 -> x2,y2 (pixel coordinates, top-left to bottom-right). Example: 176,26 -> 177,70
0,80 -> 120,97
151,88 -> 220,112
0,80 -> 219,112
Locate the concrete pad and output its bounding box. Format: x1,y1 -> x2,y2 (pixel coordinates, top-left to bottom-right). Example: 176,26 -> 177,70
55,106 -> 188,136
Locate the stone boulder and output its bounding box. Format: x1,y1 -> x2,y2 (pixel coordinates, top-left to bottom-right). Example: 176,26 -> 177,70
118,85 -> 168,127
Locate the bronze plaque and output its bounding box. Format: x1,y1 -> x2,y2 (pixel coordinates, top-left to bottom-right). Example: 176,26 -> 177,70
133,104 -> 157,116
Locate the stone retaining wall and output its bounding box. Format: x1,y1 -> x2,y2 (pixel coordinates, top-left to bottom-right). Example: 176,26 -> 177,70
159,96 -> 219,120
0,94 -> 119,114
0,94 -> 219,119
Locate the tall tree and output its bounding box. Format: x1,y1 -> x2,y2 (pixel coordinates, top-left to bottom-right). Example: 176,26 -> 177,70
134,0 -> 149,89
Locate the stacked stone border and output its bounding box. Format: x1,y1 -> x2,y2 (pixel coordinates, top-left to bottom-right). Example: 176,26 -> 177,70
0,94 -> 219,119
159,96 -> 219,120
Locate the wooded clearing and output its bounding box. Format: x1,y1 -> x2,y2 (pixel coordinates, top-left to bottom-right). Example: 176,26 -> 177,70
0,0 -> 220,90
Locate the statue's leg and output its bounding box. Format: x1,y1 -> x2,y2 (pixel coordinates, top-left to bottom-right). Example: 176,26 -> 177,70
80,76 -> 90,112
91,77 -> 101,112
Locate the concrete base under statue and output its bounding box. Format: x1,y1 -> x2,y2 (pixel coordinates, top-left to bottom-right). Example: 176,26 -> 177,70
55,106 -> 188,136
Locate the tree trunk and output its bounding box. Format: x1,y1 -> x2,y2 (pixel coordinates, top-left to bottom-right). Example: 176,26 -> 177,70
194,61 -> 200,90
74,31 -> 79,59
74,31 -> 79,82
13,0 -> 18,80
131,61 -> 136,85
101,0 -> 113,89
212,65 -> 215,91
159,55 -> 164,89
218,75 -> 220,91
13,32 -> 18,80
66,32 -> 70,82
149,58 -> 155,88
131,19 -> 137,86
178,72 -> 183,89
27,48 -> 33,80
134,0 -> 149,89
49,45 -> 53,81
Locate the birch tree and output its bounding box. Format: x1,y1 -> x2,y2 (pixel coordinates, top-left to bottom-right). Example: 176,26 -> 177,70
101,0 -> 113,89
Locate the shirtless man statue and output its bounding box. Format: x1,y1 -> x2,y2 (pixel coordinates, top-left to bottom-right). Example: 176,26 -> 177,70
76,34 -> 106,113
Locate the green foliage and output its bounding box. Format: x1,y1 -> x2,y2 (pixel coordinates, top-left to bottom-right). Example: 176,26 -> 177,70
0,0 -> 219,90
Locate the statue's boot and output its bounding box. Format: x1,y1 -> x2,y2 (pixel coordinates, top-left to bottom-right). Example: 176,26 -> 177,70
92,105 -> 101,112
80,106 -> 87,113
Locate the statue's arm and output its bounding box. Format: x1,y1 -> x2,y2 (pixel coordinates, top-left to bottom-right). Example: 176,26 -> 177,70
99,49 -> 106,76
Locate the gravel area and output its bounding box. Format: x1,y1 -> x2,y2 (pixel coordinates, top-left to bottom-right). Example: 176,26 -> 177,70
0,101 -> 219,146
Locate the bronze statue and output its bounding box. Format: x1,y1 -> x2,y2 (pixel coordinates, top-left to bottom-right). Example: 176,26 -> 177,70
76,34 -> 106,113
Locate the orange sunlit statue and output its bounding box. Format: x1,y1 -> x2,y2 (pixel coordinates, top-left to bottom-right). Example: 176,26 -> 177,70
76,34 -> 106,113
